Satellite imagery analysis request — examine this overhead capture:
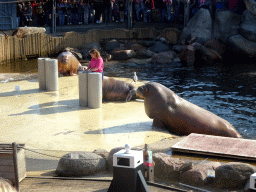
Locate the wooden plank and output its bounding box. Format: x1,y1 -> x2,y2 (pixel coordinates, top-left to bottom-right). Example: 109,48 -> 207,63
171,133 -> 256,161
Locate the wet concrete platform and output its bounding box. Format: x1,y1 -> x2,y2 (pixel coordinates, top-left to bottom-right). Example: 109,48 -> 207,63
172,133 -> 256,161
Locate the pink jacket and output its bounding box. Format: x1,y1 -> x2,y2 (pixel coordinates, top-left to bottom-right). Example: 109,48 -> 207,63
89,57 -> 104,72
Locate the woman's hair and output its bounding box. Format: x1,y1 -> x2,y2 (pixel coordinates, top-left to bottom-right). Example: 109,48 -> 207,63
89,49 -> 101,59
0,178 -> 17,192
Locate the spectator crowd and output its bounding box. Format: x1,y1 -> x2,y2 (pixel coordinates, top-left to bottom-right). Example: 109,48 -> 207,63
16,0 -> 244,28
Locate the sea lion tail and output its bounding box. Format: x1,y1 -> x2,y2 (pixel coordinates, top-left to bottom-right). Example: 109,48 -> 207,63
126,89 -> 137,102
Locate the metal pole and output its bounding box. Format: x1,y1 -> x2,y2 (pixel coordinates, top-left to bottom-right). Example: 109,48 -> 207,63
184,0 -> 190,27
12,142 -> 20,192
127,0 -> 133,29
51,0 -> 56,33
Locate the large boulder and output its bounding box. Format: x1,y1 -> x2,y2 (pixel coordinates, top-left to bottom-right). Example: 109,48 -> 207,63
150,51 -> 177,64
112,50 -> 136,60
179,8 -> 212,45
180,42 -> 222,67
81,42 -> 101,58
244,0 -> 256,15
148,41 -> 172,53
153,153 -> 193,181
160,28 -> 181,45
227,34 -> 256,57
203,39 -> 226,56
180,162 -> 221,186
240,10 -> 256,42
105,39 -> 121,52
214,162 -> 256,189
212,11 -> 242,43
55,152 -> 106,176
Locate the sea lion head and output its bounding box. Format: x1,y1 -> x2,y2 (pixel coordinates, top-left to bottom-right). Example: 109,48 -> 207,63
136,84 -> 149,98
60,53 -> 69,64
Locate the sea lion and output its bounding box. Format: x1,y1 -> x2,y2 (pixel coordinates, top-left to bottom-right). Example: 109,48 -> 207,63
57,51 -> 82,76
103,77 -> 137,102
136,82 -> 242,138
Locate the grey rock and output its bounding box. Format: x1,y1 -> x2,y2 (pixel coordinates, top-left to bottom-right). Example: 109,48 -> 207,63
179,8 -> 212,45
55,152 -> 106,176
214,162 -> 256,189
153,153 -> 193,182
105,39 -> 121,52
148,41 -> 171,53
227,34 -> 256,57
244,0 -> 256,15
81,42 -> 101,58
240,10 -> 256,42
112,50 -> 136,60
213,10 -> 242,43
180,162 -> 221,186
138,40 -> 156,48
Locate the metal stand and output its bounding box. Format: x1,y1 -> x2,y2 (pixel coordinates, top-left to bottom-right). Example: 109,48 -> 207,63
108,167 -> 149,192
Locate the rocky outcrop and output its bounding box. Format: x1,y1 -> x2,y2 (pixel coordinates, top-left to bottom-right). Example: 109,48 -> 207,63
153,153 -> 193,181
180,162 -> 221,186
212,11 -> 242,43
244,0 -> 256,15
240,10 -> 256,42
148,41 -> 172,53
81,42 -> 101,58
105,39 -> 121,51
55,152 -> 106,176
179,8 -> 212,45
227,34 -> 256,57
214,162 -> 256,189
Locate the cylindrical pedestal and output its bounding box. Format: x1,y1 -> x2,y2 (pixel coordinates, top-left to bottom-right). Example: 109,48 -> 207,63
79,71 -> 88,107
38,58 -> 49,90
88,72 -> 102,109
45,59 -> 58,91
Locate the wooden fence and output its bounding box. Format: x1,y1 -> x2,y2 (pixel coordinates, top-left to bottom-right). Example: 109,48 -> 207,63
0,27 -> 180,63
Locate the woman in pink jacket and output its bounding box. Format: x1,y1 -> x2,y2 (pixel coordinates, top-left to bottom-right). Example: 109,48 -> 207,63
86,49 -> 104,78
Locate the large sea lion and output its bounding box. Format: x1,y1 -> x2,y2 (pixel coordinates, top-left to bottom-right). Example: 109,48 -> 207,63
57,51 -> 83,76
103,77 -> 137,101
136,82 -> 242,138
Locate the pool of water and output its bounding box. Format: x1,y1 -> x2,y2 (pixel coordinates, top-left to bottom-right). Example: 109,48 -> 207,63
1,59 -> 256,139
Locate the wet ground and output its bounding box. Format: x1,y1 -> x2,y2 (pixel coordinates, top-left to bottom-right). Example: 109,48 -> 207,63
0,73 -> 175,152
